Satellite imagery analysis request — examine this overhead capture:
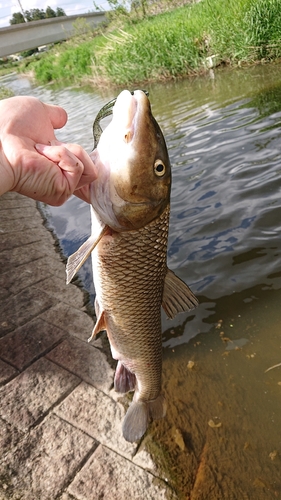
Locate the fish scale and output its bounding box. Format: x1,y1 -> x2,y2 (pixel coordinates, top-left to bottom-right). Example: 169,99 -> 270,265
92,205 -> 170,403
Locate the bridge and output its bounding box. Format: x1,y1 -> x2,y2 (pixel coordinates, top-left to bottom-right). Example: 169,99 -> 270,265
0,12 -> 107,58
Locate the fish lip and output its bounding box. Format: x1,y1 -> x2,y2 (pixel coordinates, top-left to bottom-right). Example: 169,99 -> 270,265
113,89 -> 148,145
130,90 -> 148,144
112,90 -> 136,143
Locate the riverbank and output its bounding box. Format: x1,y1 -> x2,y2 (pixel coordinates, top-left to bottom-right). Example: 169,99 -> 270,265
0,192 -> 174,500
16,0 -> 281,87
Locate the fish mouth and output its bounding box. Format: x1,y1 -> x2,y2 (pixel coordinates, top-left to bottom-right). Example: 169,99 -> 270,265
112,89 -> 148,147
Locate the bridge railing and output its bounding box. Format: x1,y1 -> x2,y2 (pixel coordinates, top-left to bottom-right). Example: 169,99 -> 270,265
0,12 -> 107,58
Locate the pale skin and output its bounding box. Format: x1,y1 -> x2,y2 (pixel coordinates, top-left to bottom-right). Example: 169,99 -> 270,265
0,96 -> 96,205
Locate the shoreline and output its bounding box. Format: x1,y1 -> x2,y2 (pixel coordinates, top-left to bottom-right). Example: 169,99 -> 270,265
18,0 -> 281,88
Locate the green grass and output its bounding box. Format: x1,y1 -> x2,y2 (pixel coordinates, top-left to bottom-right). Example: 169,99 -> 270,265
25,0 -> 281,86
26,40 -> 104,83
245,0 -> 281,58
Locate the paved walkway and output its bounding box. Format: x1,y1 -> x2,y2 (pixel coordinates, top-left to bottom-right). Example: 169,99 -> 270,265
0,192 -> 174,500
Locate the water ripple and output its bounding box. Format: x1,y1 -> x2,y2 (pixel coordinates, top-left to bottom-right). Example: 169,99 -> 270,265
6,66 -> 281,344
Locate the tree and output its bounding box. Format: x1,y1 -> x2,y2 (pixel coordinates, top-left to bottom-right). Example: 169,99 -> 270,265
56,7 -> 66,17
25,9 -> 46,21
10,12 -> 25,25
9,6 -> 66,25
46,6 -> 57,18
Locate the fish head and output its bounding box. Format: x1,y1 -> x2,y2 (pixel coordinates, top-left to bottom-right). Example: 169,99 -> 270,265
90,90 -> 171,230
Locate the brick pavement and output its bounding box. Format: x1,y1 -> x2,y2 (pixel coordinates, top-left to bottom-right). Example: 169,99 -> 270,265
0,192 -> 174,500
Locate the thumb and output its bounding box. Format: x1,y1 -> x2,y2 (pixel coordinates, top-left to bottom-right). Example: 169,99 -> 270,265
43,103 -> 68,130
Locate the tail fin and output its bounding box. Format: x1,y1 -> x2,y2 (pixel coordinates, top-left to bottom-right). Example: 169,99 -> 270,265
149,393 -> 167,420
122,394 -> 166,443
122,401 -> 149,443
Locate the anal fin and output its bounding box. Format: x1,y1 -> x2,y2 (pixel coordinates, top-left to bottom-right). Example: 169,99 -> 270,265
114,361 -> 136,393
162,268 -> 199,319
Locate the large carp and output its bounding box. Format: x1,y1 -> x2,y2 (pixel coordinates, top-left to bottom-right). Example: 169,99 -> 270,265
66,90 -> 198,442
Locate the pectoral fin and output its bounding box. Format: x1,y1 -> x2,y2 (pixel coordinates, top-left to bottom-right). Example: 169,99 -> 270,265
162,268 -> 199,319
66,225 -> 108,284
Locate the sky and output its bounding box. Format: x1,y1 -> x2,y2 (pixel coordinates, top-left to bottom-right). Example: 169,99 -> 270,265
0,0 -> 109,28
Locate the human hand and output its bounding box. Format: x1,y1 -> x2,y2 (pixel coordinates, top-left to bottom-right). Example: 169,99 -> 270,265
0,96 -> 96,205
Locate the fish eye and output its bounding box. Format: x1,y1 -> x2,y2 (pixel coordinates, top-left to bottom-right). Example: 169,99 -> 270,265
154,160 -> 166,177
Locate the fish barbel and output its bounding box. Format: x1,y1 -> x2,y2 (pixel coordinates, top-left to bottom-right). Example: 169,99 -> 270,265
66,90 -> 198,442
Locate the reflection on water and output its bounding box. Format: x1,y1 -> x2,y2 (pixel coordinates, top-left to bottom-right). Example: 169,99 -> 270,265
4,65 -> 281,498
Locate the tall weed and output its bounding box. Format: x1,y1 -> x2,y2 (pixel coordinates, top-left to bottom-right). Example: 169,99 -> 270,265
245,0 -> 281,58
28,0 -> 281,86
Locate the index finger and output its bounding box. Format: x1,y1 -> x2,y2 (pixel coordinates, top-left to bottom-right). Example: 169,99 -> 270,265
51,141 -> 98,187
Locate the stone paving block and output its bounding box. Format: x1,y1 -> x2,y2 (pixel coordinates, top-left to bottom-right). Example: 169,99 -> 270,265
40,250 -> 68,281
0,228 -> 51,252
0,413 -> 96,500
0,357 -> 80,431
0,198 -> 33,209
46,336 -> 114,392
45,255 -> 68,280
40,302 -> 94,342
0,217 -> 44,234
33,276 -> 85,309
0,286 -> 11,302
0,359 -> 18,385
0,246 -> 47,273
60,493 -> 78,500
34,227 -> 57,246
55,381 -> 136,459
0,287 -> 56,337
0,258 -> 57,295
132,448 -> 158,472
0,417 -> 24,453
0,206 -> 41,220
0,317 -> 65,371
0,192 -> 23,202
68,444 -> 168,500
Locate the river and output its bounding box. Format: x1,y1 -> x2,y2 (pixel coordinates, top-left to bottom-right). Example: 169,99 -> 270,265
2,65 -> 281,499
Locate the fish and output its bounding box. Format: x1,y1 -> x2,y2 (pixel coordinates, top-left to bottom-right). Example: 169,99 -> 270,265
66,89 -> 198,442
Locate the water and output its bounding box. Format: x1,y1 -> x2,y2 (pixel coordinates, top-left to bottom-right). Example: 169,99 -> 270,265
3,66 -> 281,498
